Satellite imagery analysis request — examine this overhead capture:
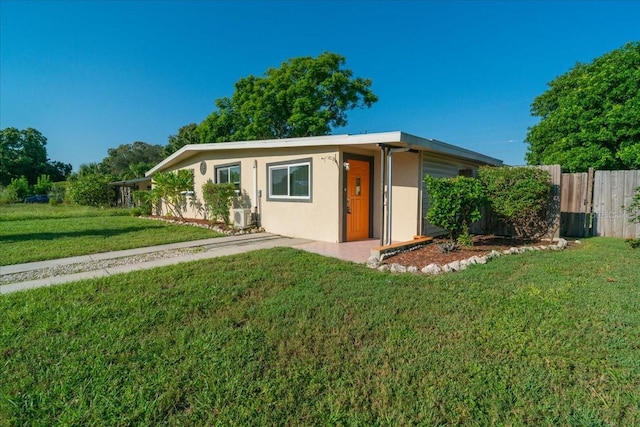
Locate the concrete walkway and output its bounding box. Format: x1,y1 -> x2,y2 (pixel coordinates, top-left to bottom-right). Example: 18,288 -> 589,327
1,233 -> 376,294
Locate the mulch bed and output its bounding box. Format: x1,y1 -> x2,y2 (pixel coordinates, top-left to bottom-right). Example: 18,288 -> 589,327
381,235 -> 556,268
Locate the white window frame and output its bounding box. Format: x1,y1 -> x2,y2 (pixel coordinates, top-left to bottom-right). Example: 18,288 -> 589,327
215,163 -> 241,190
267,159 -> 312,202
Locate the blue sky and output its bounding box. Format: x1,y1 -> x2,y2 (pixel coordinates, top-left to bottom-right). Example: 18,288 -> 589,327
1,1 -> 638,171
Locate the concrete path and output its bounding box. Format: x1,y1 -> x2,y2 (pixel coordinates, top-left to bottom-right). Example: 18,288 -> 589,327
0,233 -> 316,294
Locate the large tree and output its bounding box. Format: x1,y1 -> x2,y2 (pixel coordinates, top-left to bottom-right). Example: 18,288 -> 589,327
525,42 -> 640,172
0,127 -> 72,185
164,123 -> 201,156
101,141 -> 165,179
198,52 -> 378,143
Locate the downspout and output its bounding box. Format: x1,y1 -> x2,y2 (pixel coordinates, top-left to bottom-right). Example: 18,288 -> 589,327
379,145 -> 387,246
385,145 -> 412,245
252,160 -> 258,224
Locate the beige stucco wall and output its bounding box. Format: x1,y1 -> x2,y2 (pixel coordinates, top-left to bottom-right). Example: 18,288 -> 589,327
152,145 -> 474,244
389,151 -> 421,242
154,147 -> 343,242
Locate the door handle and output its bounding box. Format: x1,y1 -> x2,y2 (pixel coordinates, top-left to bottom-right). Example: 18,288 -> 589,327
346,198 -> 351,214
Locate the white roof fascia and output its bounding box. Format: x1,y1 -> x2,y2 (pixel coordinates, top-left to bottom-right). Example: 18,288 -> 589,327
146,131 -> 501,176
398,132 -> 503,166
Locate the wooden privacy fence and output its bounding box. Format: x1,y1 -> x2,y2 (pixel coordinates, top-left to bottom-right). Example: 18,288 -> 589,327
561,169 -> 640,238
474,166 -> 639,239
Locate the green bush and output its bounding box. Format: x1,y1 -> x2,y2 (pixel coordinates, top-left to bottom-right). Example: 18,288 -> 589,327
0,185 -> 19,204
132,190 -> 153,215
48,182 -> 67,205
626,238 -> 640,249
32,174 -> 52,195
424,175 -> 486,242
7,176 -> 31,201
624,186 -> 640,225
479,166 -> 552,240
148,170 -> 195,220
202,181 -> 236,225
66,173 -> 115,207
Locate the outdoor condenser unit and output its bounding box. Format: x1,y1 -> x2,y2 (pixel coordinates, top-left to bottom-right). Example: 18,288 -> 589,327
233,208 -> 253,228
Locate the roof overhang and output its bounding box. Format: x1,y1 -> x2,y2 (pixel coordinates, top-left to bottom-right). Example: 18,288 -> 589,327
146,131 -> 503,176
109,176 -> 152,187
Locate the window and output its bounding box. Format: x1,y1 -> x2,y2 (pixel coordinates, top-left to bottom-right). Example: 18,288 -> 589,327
215,164 -> 241,190
267,159 -> 311,201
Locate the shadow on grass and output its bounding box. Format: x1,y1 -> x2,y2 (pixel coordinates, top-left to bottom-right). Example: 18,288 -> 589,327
0,226 -> 152,243
0,212 -> 132,222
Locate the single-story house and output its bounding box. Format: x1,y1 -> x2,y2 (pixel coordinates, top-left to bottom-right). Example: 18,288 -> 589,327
146,131 -> 502,244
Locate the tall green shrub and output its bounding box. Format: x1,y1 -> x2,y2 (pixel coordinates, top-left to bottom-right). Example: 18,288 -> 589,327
0,186 -> 18,204
202,181 -> 236,224
479,166 -> 552,240
424,175 -> 486,242
8,176 -> 30,201
66,173 -> 115,207
32,174 -> 52,195
48,182 -> 67,205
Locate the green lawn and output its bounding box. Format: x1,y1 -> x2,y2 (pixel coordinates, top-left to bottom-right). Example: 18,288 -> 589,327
0,204 -> 222,265
1,238 -> 639,425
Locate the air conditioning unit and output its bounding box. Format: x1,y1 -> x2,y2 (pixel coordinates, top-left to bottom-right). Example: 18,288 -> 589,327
233,208 -> 253,228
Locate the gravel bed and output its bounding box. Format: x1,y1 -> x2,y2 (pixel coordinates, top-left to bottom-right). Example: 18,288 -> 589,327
0,247 -> 199,285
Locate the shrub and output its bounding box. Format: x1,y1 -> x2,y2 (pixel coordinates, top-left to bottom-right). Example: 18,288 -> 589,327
32,174 -> 52,195
202,181 -> 236,225
148,170 -> 194,220
66,173 -> 115,207
479,166 -> 552,240
625,186 -> 640,225
132,190 -> 153,215
6,176 -> 30,201
424,175 -> 486,243
48,182 -> 66,205
626,238 -> 640,249
0,185 -> 19,204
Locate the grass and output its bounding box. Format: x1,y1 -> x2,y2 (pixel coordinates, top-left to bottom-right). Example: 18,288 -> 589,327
1,238 -> 639,425
0,204 -> 223,265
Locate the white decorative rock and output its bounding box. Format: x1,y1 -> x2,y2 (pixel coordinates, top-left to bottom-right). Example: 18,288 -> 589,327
445,260 -> 461,271
390,263 -> 407,273
422,263 -> 442,275
488,250 -> 502,259
366,256 -> 380,268
407,266 -> 419,274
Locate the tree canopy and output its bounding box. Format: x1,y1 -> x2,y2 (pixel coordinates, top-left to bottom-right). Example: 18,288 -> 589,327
0,127 -> 72,185
165,123 -> 201,156
525,42 -> 640,172
197,52 -> 378,143
101,141 -> 165,180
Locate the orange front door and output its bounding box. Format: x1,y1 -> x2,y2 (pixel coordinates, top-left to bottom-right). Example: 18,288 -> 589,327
346,159 -> 371,241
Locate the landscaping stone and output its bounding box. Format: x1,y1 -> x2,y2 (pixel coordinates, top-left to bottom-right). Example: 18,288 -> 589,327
390,263 -> 407,273
373,236 -> 571,277
421,263 -> 442,275
487,250 -> 502,259
366,255 -> 380,269
445,260 -> 461,272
